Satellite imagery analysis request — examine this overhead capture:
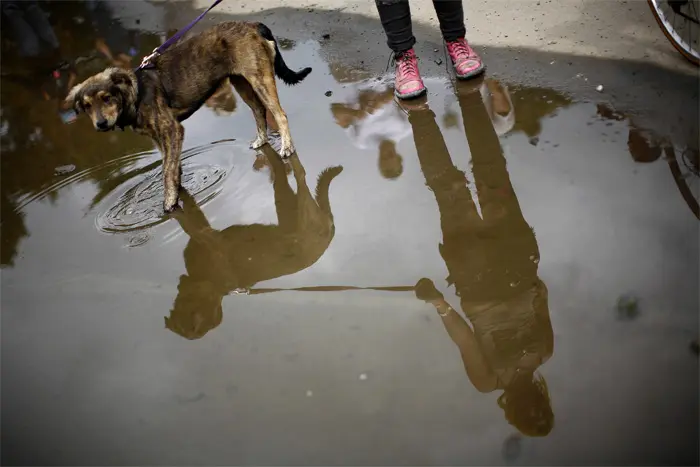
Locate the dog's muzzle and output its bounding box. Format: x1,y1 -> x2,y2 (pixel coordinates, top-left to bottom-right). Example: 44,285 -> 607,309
96,120 -> 112,131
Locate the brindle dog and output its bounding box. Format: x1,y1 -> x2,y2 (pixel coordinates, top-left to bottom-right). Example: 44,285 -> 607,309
64,22 -> 312,212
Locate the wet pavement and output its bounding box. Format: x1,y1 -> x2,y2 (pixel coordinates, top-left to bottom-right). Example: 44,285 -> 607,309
2,1 -> 699,465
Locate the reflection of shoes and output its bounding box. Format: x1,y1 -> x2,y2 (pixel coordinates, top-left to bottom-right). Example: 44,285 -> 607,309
393,48 -> 427,100
396,94 -> 429,113
415,278 -> 444,302
454,75 -> 485,96
445,38 -> 485,80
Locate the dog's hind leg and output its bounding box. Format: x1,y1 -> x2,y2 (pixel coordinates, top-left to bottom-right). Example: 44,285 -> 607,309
243,71 -> 295,158
230,76 -> 268,149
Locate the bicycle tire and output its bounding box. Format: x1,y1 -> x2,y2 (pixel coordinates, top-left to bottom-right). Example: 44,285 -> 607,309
666,147 -> 700,219
648,0 -> 700,65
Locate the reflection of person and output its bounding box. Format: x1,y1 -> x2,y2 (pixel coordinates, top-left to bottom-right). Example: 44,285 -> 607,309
1,1 -> 59,59
509,88 -> 572,140
443,79 -> 516,136
0,192 -> 29,268
331,79 -> 516,179
405,80 -> 554,436
331,85 -> 408,179
596,103 -> 699,219
0,1 -> 78,122
0,0 -> 77,107
165,147 -> 343,340
85,0 -> 140,68
596,104 -> 663,163
374,0 -> 484,99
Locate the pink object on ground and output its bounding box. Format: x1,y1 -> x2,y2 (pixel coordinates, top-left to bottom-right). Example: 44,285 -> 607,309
445,38 -> 485,79
393,48 -> 427,100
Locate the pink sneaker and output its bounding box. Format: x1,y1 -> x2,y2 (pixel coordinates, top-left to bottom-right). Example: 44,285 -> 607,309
393,49 -> 427,100
445,38 -> 485,79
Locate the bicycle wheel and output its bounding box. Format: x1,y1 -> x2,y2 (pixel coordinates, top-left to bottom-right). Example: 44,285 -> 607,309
648,0 -> 700,65
666,146 -> 700,219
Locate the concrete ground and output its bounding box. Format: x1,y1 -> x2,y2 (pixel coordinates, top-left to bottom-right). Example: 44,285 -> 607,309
202,0 -> 696,73
181,0 -> 699,143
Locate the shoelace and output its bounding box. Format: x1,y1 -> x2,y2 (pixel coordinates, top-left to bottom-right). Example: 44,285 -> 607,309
448,39 -> 474,60
393,52 -> 419,79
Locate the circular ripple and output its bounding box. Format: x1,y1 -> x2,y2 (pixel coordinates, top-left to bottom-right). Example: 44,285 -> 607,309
125,231 -> 152,248
17,151 -> 152,212
96,163 -> 226,233
95,141 -> 238,233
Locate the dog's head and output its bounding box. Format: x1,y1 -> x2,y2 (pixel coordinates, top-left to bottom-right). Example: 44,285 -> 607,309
165,275 -> 224,340
64,67 -> 137,131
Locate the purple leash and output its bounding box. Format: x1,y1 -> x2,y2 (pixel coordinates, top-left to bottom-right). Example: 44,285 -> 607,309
137,0 -> 224,70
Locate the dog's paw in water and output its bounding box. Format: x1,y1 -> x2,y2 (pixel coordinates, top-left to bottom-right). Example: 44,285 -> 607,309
250,134 -> 267,150
279,144 -> 295,158
163,199 -> 182,214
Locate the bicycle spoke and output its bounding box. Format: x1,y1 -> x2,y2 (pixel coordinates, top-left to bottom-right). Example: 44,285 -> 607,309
650,0 -> 699,64
673,6 -> 678,33
689,1 -> 698,52
686,5 -> 691,50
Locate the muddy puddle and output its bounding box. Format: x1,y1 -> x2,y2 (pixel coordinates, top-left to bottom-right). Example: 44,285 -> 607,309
1,2 -> 698,465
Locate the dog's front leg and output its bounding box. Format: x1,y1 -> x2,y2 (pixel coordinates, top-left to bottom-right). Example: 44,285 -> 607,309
154,121 -> 185,213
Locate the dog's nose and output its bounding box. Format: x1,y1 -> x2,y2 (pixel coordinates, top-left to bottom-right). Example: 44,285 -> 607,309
96,119 -> 109,130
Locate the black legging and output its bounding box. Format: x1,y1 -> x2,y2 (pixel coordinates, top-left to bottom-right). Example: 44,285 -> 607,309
375,0 -> 466,53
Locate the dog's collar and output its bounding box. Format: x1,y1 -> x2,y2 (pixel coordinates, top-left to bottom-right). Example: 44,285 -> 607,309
134,68 -> 145,110
116,69 -> 144,130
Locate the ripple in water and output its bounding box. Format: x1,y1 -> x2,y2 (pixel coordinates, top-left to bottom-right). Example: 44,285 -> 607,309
125,231 -> 152,248
95,141 -> 237,233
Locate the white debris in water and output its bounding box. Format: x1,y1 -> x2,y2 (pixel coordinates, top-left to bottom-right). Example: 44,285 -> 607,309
306,390 -> 313,397
359,373 -> 368,381
54,164 -> 76,176
596,85 -> 604,92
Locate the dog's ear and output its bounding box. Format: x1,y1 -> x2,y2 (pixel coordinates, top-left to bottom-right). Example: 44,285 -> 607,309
64,82 -> 86,114
108,67 -> 134,89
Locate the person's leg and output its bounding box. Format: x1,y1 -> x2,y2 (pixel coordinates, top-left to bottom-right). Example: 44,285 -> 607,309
433,0 -> 466,41
432,0 -> 485,79
1,4 -> 41,58
375,0 -> 415,53
375,0 -> 426,100
24,2 -> 60,52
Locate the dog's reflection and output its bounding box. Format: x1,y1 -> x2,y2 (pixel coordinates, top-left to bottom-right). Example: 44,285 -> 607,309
166,146 -> 343,340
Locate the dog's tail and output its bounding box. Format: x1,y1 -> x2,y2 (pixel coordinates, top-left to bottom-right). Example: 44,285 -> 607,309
314,166 -> 344,218
257,23 -> 312,86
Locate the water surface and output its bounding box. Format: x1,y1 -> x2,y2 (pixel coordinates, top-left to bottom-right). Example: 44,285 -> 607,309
1,2 -> 698,465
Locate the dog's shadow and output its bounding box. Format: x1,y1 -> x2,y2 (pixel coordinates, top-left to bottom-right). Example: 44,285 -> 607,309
165,145 -> 343,340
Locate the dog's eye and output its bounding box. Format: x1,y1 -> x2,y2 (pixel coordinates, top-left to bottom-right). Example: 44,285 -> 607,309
102,95 -> 111,103
83,102 -> 92,109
